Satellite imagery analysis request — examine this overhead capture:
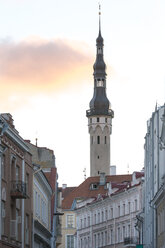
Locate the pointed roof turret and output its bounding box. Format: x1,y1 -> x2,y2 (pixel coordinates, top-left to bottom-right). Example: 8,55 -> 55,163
86,5 -> 114,118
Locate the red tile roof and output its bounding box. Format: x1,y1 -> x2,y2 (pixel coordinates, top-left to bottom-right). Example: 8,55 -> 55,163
62,174 -> 132,209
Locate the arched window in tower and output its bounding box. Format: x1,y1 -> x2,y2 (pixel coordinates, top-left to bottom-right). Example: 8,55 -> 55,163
97,136 -> 100,144
91,136 -> 93,145
98,47 -> 102,54
96,79 -> 104,87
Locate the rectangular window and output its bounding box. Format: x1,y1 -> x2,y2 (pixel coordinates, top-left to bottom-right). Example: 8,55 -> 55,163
97,117 -> 99,122
67,215 -> 74,228
97,136 -> 100,144
123,203 -> 125,215
111,207 -> 113,218
25,173 -> 29,195
105,136 -> 107,144
1,201 -> 5,235
110,229 -> 113,244
128,202 -> 131,214
67,235 -> 74,248
1,155 -> 5,179
118,205 -> 120,217
16,166 -> 19,182
91,136 -> 93,145
134,199 -> 137,211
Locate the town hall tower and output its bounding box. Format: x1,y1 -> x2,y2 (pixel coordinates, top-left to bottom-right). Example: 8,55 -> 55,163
86,8 -> 114,177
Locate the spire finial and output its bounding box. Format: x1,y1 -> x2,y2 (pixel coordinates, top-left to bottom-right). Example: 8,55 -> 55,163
98,3 -> 101,34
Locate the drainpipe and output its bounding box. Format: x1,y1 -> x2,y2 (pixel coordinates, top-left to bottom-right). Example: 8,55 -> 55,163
52,174 -> 58,248
22,159 -> 25,248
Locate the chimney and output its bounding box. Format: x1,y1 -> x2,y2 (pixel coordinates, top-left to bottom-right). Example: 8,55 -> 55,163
110,165 -> 116,175
99,172 -> 106,185
62,184 -> 67,189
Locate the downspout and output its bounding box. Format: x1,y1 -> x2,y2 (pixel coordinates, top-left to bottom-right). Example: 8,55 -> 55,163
22,159 -> 25,248
52,173 -> 58,248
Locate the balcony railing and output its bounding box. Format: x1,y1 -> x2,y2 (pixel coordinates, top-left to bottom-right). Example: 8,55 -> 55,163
124,237 -> 139,246
10,181 -> 27,199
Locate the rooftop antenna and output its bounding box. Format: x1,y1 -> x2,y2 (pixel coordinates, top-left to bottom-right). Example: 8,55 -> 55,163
83,168 -> 86,180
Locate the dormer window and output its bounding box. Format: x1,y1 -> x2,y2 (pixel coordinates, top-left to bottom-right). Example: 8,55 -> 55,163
96,79 -> 104,87
90,183 -> 98,190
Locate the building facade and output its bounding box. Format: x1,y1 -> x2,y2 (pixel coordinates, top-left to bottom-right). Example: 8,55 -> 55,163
33,164 -> 52,248
86,10 -> 114,177
25,140 -> 61,248
0,113 -> 33,248
75,172 -> 144,248
143,104 -> 165,248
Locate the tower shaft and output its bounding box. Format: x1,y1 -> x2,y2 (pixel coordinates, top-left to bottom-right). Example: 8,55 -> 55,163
86,9 -> 114,176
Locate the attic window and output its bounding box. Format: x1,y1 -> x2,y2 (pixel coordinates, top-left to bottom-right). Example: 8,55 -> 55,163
90,183 -> 98,190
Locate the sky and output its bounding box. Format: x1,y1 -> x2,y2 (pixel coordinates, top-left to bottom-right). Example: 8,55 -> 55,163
0,0 -> 165,186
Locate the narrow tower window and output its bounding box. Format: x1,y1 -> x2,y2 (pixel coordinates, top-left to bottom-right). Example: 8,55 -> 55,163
97,136 -> 100,144
105,118 -> 107,123
90,118 -> 92,124
91,136 -> 93,145
105,136 -> 107,144
97,117 -> 99,122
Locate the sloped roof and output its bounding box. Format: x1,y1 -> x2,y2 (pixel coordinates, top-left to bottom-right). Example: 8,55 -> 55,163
62,174 -> 132,209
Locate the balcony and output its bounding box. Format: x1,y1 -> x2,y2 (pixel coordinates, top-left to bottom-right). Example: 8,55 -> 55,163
10,181 -> 27,199
124,237 -> 139,247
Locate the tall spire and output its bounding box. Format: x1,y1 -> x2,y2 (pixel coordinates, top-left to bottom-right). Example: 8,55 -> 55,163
86,4 -> 113,117
99,3 -> 101,35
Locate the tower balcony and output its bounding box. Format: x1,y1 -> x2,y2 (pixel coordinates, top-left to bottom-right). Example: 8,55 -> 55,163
10,180 -> 28,199
86,108 -> 114,117
124,236 -> 139,247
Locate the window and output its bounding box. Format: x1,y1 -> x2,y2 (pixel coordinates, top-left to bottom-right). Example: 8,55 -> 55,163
111,207 -> 113,219
94,234 -> 96,248
134,199 -> 138,211
110,229 -> 113,244
88,216 -> 90,226
16,166 -> 19,181
1,201 -> 5,235
105,117 -> 107,123
91,136 -> 93,145
123,226 -> 126,241
105,231 -> 107,245
97,117 -> 99,122
67,235 -> 74,248
94,214 -> 96,224
97,79 -> 104,87
128,224 -> 130,237
117,227 -> 121,242
105,136 -> 107,144
102,211 -> 104,222
105,209 -> 108,220
25,173 -> 29,195
118,205 -> 120,217
97,136 -> 100,144
67,215 -> 74,228
128,202 -> 131,214
90,118 -> 92,124
98,212 -> 100,223
25,214 -> 29,245
1,155 -> 5,179
98,233 -> 100,247
123,203 -> 125,215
